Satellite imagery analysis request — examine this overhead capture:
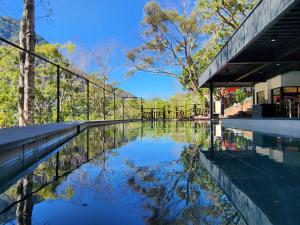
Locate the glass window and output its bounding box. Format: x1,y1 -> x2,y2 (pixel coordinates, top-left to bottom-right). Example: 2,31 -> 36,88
298,87 -> 300,93
283,87 -> 298,94
272,88 -> 281,104
257,91 -> 265,104
272,88 -> 281,96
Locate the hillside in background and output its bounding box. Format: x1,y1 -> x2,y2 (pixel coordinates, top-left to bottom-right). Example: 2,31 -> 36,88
0,16 -> 46,44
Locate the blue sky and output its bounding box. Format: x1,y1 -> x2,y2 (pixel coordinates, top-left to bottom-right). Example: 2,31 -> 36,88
0,0 -> 184,99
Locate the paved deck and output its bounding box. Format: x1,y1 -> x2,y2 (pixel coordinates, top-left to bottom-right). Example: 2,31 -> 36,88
221,118 -> 300,138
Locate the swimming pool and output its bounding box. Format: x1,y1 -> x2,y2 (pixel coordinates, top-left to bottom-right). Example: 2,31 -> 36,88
1,121 -> 300,225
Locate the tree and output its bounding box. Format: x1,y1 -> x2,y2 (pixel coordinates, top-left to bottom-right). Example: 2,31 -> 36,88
196,0 -> 259,31
19,0 -> 36,126
93,43 -> 115,119
235,88 -> 247,111
194,0 -> 259,70
127,1 -> 202,93
93,43 -> 114,84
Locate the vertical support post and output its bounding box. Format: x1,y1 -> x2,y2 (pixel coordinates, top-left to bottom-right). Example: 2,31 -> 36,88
280,87 -> 284,116
103,88 -> 106,120
113,93 -> 116,120
252,87 -> 255,105
209,82 -> 215,152
56,65 -> 60,123
122,98 -> 125,120
86,80 -> 90,121
209,82 -> 214,120
141,98 -> 143,120
175,106 -> 178,119
163,106 -> 166,120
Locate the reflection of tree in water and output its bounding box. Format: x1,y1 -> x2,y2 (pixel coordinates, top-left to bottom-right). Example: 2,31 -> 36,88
16,174 -> 33,225
127,145 -> 245,225
141,121 -> 210,148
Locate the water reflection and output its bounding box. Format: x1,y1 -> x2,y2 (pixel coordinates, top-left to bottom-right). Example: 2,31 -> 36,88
126,145 -> 241,225
0,121 -> 246,225
206,123 -> 300,225
4,121 -> 300,225
16,175 -> 33,225
6,121 -> 300,225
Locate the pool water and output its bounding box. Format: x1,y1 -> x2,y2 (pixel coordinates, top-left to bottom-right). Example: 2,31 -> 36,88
1,121 -> 300,225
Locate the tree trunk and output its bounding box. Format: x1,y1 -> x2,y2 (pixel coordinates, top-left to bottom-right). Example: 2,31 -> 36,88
16,175 -> 33,225
19,0 -> 35,126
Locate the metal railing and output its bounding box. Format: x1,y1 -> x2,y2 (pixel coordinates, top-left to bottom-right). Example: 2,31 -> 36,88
276,99 -> 300,118
0,37 -> 143,128
142,104 -> 209,120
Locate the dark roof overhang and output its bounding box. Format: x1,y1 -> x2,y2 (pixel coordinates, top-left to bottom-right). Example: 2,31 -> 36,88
199,0 -> 300,88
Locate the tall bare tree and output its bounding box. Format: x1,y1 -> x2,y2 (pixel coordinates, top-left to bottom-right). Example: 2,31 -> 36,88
93,43 -> 114,85
127,1 -> 202,93
19,0 -> 35,126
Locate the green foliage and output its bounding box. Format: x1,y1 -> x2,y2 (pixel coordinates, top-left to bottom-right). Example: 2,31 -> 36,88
0,43 -> 135,127
128,0 -> 258,103
0,47 -> 19,127
235,89 -> 247,103
127,1 -> 202,93
193,0 -> 259,75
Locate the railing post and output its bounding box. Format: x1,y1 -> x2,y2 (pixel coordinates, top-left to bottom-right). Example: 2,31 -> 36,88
56,65 -> 60,123
113,93 -> 116,120
210,81 -> 214,120
86,80 -> 90,121
103,88 -> 106,120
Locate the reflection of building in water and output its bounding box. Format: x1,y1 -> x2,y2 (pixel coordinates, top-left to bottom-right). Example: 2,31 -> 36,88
254,133 -> 300,167
216,125 -> 300,166
202,129 -> 300,225
256,147 -> 284,163
214,124 -> 254,151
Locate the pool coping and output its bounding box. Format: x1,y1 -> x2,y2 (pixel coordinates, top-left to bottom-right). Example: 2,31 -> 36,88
0,119 -> 140,152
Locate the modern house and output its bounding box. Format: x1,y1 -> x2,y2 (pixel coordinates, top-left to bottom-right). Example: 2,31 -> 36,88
198,0 -> 300,125
254,71 -> 300,117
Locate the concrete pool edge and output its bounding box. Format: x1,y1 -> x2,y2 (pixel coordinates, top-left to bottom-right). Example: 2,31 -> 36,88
0,119 -> 140,153
221,118 -> 300,138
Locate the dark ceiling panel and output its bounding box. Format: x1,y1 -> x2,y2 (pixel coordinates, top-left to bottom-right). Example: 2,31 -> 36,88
201,1 -> 300,87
